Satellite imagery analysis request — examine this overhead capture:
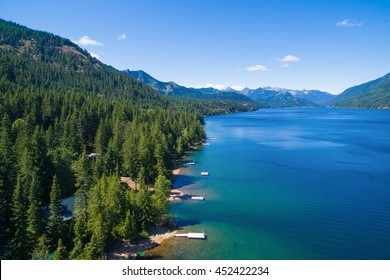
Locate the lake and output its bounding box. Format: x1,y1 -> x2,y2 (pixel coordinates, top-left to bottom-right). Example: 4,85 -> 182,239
160,108 -> 390,259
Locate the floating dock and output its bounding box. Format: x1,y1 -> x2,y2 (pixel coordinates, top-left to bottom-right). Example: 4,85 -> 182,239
201,172 -> 209,176
191,196 -> 205,200
175,232 -> 206,239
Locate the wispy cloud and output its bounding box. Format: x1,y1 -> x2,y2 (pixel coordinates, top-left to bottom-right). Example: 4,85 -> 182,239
230,85 -> 246,91
336,19 -> 363,28
118,33 -> 127,40
89,52 -> 100,60
281,55 -> 300,62
244,64 -> 270,72
279,63 -> 290,68
74,36 -> 104,46
193,83 -> 226,90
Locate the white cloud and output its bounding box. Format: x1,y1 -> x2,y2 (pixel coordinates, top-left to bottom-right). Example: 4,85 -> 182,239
193,83 -> 226,90
279,63 -> 290,68
118,33 -> 127,40
89,52 -> 100,59
336,19 -> 363,28
230,85 -> 246,91
244,64 -> 270,72
74,36 -> 104,46
281,55 -> 300,62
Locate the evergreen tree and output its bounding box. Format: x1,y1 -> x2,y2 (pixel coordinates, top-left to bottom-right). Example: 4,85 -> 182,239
47,175 -> 63,249
32,235 -> 50,260
0,114 -> 16,253
74,147 -> 93,192
9,175 -> 30,259
55,239 -> 67,260
135,188 -> 154,230
152,173 -> 171,220
26,172 -> 45,247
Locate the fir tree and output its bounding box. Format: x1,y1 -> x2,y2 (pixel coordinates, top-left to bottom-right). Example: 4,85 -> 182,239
55,239 -> 67,260
32,235 -> 50,260
0,114 -> 16,253
9,175 -> 30,259
26,172 -> 45,247
47,175 -> 63,249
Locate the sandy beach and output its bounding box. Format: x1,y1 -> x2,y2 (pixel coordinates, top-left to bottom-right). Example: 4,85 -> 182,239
107,226 -> 177,259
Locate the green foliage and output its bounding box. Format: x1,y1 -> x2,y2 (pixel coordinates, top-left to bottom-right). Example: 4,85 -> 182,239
47,176 -> 64,249
9,175 -> 30,259
55,239 -> 68,260
32,235 -> 50,260
27,172 -> 45,245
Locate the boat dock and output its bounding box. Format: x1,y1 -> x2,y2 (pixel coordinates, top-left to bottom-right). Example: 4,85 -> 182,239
175,232 -> 206,239
191,196 -> 205,200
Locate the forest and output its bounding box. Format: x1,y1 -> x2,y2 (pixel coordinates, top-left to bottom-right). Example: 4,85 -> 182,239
0,19 -> 256,259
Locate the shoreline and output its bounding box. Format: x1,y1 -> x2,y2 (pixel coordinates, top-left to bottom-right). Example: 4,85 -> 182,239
107,226 -> 177,260
108,141 -> 204,259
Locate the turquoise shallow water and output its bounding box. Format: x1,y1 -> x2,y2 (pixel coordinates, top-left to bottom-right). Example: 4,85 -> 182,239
168,108 -> 390,259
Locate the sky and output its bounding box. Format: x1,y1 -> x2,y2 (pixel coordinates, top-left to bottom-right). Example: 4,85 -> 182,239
1,0 -> 390,94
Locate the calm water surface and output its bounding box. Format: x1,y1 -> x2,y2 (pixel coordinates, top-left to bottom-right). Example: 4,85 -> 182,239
164,108 -> 390,259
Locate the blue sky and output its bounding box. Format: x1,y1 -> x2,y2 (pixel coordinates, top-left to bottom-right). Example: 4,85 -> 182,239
1,0 -> 390,94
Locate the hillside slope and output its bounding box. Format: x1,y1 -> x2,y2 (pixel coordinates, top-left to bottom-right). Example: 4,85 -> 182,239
332,73 -> 390,109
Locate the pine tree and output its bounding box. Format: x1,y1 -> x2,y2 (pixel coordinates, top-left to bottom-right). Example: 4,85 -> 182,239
152,173 -> 171,219
26,172 -> 45,247
47,175 -> 63,249
55,239 -> 67,260
0,114 -> 16,253
74,147 -> 93,192
136,188 -> 154,230
32,235 -> 50,260
9,175 -> 30,259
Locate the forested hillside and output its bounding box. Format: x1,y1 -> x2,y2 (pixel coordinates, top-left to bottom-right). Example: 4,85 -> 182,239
0,19 -> 246,259
125,69 -> 258,106
332,72 -> 390,109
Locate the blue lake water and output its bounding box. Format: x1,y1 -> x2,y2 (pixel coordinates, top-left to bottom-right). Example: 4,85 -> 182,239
167,108 -> 390,259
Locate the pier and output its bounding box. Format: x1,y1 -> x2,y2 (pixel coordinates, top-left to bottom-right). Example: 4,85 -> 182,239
175,232 -> 206,239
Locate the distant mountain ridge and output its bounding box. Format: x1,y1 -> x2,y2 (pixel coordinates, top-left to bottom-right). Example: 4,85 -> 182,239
332,72 -> 390,109
123,70 -> 257,104
125,70 -> 335,108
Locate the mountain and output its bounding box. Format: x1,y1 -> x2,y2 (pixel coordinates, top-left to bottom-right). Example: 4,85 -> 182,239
332,73 -> 390,109
124,70 -> 258,105
125,70 -> 336,108
0,19 -> 163,104
0,19 -> 256,115
295,90 -> 335,106
232,87 -> 324,108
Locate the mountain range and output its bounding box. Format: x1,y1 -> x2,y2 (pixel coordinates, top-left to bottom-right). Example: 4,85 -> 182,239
126,69 -> 390,109
125,70 -> 336,108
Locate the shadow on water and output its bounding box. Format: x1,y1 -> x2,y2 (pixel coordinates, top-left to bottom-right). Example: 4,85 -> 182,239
176,218 -> 201,228
173,174 -> 197,189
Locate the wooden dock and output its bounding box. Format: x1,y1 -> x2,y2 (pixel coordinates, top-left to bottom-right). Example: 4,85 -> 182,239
191,196 -> 205,200
175,232 -> 206,239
